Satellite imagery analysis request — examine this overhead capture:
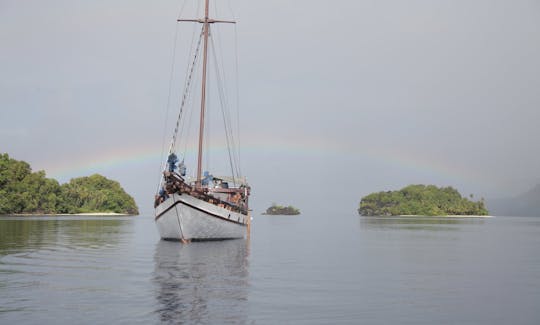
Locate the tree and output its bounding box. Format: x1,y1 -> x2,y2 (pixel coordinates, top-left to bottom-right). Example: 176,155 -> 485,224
264,203 -> 300,215
59,174 -> 139,214
0,153 -> 139,215
358,184 -> 489,216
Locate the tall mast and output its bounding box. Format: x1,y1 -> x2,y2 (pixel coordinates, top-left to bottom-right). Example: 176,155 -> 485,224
177,0 -> 235,189
196,0 -> 211,188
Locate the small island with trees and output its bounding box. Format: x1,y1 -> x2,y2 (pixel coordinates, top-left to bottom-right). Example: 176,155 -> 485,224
359,184 -> 489,216
263,203 -> 300,215
0,153 -> 139,215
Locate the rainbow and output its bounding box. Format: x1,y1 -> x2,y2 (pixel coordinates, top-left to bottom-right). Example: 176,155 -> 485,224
42,144 -> 161,182
41,135 -> 484,186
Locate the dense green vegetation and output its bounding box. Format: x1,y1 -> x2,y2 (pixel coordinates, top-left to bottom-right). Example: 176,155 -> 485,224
359,184 -> 489,216
263,204 -> 300,215
0,153 -> 138,215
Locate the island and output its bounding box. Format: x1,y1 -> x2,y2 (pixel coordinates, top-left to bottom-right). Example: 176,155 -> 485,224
263,204 -> 300,215
358,184 -> 489,216
0,153 -> 139,215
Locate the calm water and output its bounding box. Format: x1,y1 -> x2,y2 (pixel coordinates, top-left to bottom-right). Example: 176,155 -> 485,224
1,214 -> 540,324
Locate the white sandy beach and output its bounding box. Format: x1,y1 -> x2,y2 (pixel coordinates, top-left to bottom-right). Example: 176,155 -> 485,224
7,212 -> 132,216
392,215 -> 494,218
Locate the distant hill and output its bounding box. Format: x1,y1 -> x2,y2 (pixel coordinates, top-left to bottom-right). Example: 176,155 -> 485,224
359,184 -> 489,216
487,184 -> 540,217
0,153 -> 138,215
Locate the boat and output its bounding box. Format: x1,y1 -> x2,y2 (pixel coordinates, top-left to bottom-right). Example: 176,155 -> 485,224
154,0 -> 250,242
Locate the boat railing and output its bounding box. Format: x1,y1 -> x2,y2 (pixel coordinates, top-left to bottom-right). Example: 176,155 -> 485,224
160,171 -> 248,215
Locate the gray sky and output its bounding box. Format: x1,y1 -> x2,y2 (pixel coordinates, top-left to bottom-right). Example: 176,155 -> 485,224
1,0 -> 539,215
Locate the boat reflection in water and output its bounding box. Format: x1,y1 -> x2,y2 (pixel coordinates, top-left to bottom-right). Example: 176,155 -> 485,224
152,239 -> 249,323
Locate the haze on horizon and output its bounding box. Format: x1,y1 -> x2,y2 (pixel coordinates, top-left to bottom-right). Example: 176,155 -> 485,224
1,0 -> 539,215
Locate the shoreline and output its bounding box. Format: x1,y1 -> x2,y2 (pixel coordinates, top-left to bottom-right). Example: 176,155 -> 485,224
442,215 -> 493,218
363,215 -> 493,218
3,212 -> 133,217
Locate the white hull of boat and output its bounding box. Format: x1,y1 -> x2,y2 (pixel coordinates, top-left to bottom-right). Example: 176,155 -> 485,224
155,193 -> 247,240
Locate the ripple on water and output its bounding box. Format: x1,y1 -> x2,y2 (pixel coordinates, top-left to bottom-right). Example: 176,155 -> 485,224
2,215 -> 540,324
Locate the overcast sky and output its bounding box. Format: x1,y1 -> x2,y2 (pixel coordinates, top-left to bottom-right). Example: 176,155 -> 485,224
1,0 -> 539,215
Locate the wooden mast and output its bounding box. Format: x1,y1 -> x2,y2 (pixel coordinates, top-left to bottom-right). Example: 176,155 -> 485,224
177,1 -> 235,189
196,0 -> 211,188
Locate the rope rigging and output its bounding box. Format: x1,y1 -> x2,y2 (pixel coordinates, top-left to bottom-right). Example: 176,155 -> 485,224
157,1 -> 244,191
156,26 -> 204,194
211,21 -> 242,179
210,32 -> 240,185
156,0 -> 199,194
168,26 -> 205,156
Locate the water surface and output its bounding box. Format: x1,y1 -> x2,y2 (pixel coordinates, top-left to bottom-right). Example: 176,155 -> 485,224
1,214 -> 539,324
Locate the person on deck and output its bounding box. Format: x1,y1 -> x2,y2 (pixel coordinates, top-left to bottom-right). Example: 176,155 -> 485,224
201,171 -> 213,186
167,153 -> 178,172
